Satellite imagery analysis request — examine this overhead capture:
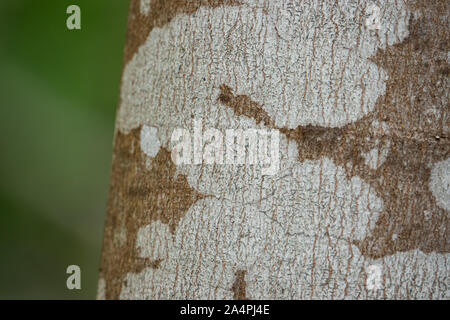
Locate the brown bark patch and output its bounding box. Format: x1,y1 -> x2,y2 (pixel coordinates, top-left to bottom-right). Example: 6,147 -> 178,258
216,1 -> 449,258
232,270 -> 248,300
124,0 -> 241,64
100,126 -> 204,299
218,85 -> 275,126
354,0 -> 450,258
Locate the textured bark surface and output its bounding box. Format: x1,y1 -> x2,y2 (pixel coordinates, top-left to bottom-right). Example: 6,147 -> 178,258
99,0 -> 449,299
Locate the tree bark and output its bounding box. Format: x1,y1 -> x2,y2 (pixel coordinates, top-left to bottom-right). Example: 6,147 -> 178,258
98,0 -> 449,299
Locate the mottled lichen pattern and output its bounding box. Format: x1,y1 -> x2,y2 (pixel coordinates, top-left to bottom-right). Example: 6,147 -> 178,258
99,0 -> 449,299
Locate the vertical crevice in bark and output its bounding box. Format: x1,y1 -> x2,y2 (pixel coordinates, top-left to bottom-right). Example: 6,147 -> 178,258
231,270 -> 248,300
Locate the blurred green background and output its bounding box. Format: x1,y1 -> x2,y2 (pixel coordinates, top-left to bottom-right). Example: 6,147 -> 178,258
0,1 -> 129,299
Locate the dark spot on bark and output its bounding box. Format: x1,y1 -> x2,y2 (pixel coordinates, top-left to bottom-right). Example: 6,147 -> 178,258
218,85 -> 275,126
100,126 -> 204,299
232,270 -> 248,300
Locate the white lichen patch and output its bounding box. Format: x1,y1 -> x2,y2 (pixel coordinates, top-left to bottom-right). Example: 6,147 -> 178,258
97,278 -> 106,300
140,0 -> 151,16
136,221 -> 171,261
371,120 -> 390,134
121,158 -> 450,299
362,144 -> 390,170
118,0 -> 409,133
429,157 -> 450,211
120,158 -> 388,299
140,125 -> 161,158
374,250 -> 450,300
113,225 -> 127,248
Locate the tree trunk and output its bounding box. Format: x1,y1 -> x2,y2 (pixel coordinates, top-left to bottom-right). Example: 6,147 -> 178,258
98,0 -> 449,299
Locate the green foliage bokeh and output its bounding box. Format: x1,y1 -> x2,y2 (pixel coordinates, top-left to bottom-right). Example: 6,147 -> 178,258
0,0 -> 129,299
